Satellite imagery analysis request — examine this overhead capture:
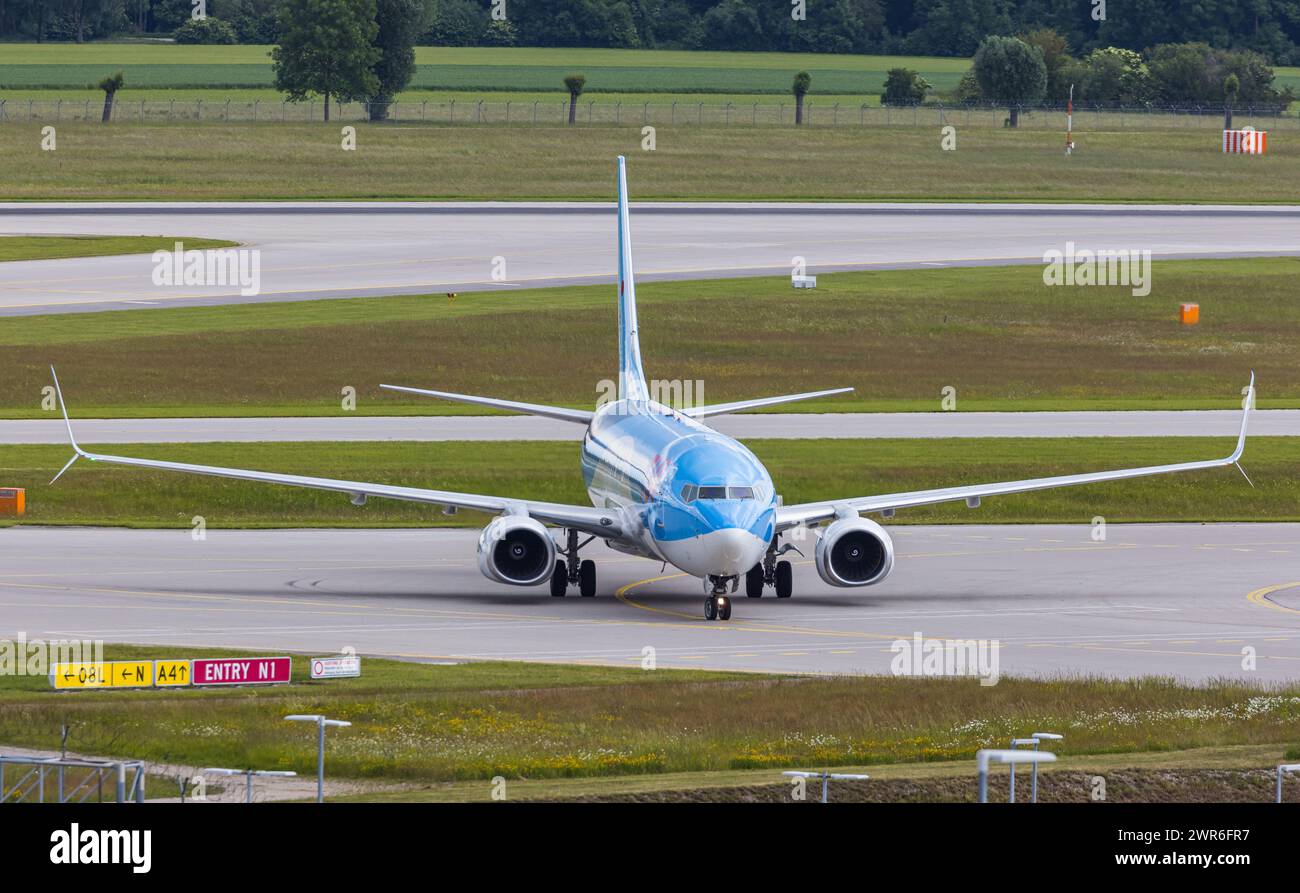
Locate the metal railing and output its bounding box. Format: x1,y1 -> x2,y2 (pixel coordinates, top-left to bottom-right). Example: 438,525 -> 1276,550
2,97 -> 1295,130
0,755 -> 146,803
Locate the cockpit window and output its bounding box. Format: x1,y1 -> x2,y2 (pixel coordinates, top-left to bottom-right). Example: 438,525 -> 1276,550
681,484 -> 760,502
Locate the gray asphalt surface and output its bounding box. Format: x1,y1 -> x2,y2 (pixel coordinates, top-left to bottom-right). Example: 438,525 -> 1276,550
2,202 -> 1298,315
2,524 -> 1297,682
1,409 -> 1287,443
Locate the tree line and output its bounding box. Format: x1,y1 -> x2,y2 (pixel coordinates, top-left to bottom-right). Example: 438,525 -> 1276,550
881,31 -> 1294,110
6,1 -> 1300,67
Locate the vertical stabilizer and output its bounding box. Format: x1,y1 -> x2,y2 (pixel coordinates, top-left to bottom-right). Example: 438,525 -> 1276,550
616,156 -> 648,401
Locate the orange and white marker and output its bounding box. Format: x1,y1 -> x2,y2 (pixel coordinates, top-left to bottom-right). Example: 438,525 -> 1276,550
1223,128 -> 1268,155
1065,85 -> 1075,155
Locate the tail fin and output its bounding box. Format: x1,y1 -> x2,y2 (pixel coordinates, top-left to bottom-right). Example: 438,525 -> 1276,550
616,156 -> 648,402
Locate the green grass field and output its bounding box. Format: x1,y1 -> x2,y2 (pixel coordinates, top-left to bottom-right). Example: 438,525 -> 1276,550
3,260 -> 1294,418
4,44 -> 1298,98
0,436 -> 1289,528
4,123 -> 1295,202
0,234 -> 235,262
2,643 -> 1297,789
0,45 -> 972,95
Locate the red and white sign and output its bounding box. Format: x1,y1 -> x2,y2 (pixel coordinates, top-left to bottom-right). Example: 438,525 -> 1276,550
191,656 -> 291,686
1223,129 -> 1267,155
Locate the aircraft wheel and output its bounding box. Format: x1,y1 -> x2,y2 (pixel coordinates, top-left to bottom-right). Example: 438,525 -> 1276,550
549,561 -> 567,597
704,597 -> 718,621
717,596 -> 732,621
745,565 -> 764,598
775,560 -> 793,599
579,560 -> 597,597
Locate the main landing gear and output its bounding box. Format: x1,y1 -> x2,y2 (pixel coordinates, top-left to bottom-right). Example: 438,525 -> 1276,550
704,575 -> 733,621
745,538 -> 798,599
551,528 -> 597,598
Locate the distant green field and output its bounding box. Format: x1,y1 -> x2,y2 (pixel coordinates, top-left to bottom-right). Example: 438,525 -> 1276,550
0,44 -> 969,94
3,123 -> 1297,203
3,44 -> 1296,99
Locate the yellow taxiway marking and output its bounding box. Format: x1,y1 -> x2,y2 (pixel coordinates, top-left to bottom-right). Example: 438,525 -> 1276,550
1246,581 -> 1300,617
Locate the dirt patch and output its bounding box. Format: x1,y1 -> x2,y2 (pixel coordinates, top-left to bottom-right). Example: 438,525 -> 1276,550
560,769 -> 1286,804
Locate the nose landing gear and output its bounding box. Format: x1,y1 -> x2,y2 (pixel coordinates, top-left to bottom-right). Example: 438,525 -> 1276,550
704,575 -> 735,620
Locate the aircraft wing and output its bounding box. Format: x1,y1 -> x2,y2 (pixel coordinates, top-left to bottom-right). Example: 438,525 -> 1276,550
378,384 -> 593,424
684,387 -> 854,419
776,375 -> 1254,530
47,369 -> 623,538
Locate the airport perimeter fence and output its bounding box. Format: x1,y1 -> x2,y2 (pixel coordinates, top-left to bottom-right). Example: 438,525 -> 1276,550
2,97 -> 1296,131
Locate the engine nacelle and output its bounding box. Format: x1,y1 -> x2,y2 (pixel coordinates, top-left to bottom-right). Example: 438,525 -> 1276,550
476,515 -> 556,586
814,516 -> 895,587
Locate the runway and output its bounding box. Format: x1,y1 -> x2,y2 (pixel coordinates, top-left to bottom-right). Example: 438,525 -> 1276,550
2,202 -> 1298,316
2,409 -> 1290,443
3,524 -> 1298,683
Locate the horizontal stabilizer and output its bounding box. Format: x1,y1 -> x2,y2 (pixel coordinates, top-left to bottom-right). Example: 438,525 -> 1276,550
684,387 -> 854,419
380,384 -> 593,424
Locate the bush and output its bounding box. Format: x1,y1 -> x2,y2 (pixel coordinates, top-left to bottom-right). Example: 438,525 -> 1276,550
882,68 -> 932,106
953,69 -> 982,102
174,17 -> 238,45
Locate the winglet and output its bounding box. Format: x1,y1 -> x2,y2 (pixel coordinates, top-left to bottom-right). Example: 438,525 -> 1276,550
1230,370 -> 1253,464
48,366 -> 86,483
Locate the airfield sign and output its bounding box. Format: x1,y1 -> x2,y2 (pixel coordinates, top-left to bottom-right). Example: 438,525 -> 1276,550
50,656 -> 292,690
192,657 -> 291,686
51,660 -> 155,690
310,656 -> 361,679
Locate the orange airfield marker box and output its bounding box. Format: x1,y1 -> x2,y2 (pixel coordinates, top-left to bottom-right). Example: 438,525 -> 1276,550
0,488 -> 25,515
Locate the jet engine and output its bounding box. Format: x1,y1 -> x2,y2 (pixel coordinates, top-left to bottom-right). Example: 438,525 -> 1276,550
476,515 -> 556,586
814,516 -> 895,587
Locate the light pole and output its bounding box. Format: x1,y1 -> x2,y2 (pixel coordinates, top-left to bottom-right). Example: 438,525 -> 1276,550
1277,764 -> 1300,803
1007,738 -> 1038,802
285,714 -> 351,803
976,749 -> 1056,803
782,770 -> 869,803
1030,732 -> 1064,803
202,767 -> 297,804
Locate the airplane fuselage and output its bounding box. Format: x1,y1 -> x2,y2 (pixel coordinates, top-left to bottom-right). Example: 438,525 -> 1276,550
581,399 -> 775,578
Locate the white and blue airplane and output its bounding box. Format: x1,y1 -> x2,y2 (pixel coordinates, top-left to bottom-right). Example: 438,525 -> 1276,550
49,157 -> 1254,621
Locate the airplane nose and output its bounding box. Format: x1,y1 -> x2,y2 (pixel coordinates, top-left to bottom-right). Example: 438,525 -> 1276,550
713,528 -> 765,575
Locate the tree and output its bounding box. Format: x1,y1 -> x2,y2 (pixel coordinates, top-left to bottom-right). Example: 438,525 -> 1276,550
792,70 -> 811,124
564,73 -> 586,125
368,0 -> 425,121
1021,27 -> 1070,100
272,0 -> 380,123
1079,47 -> 1153,104
881,68 -> 932,105
1146,42 -> 1219,104
954,68 -> 983,102
972,35 -> 1047,127
1223,72 -> 1239,129
97,70 -> 124,123
173,17 -> 238,43
701,0 -> 762,52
